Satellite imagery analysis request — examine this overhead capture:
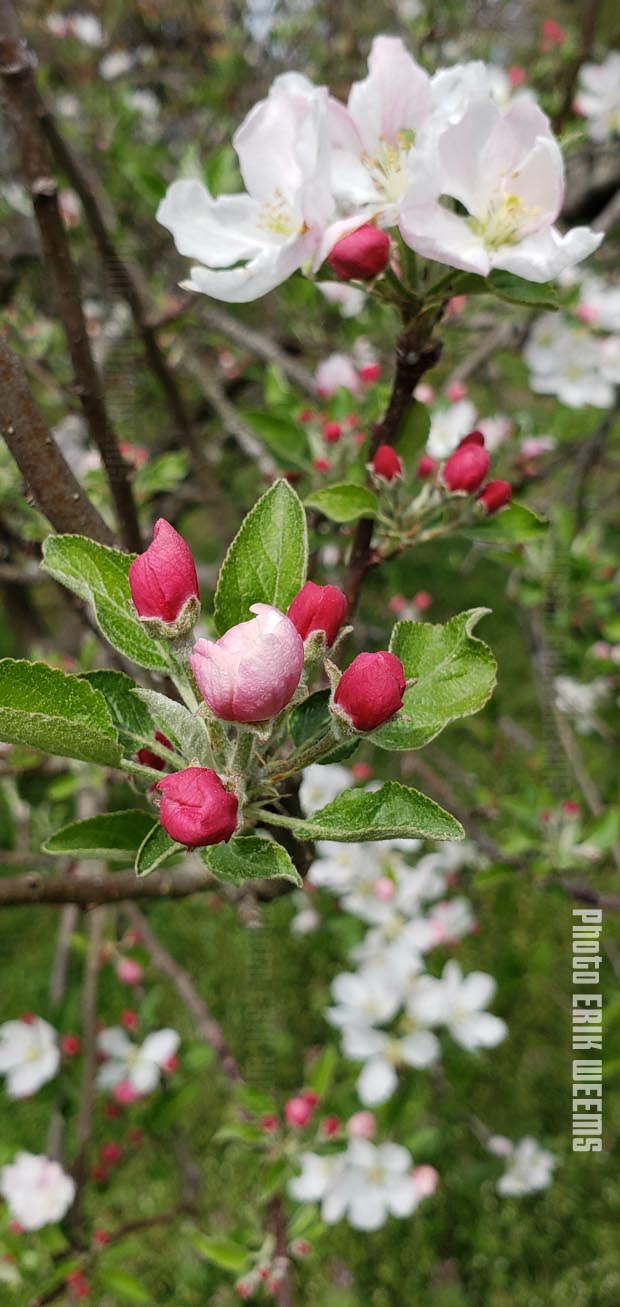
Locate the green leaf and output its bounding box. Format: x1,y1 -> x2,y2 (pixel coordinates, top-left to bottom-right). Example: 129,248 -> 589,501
370,609 -> 497,751
81,670 -> 153,753
277,781 -> 463,842
42,535 -> 170,671
396,400 -> 430,467
305,483 -> 379,524
214,480 -> 307,634
201,835 -> 302,887
486,269 -> 559,310
135,823 -> 182,875
465,501 -> 548,543
243,409 -> 309,469
289,690 -> 357,764
132,688 -> 212,765
0,659 -> 121,766
192,1234 -> 249,1273
98,1270 -> 150,1303
43,810 -> 156,860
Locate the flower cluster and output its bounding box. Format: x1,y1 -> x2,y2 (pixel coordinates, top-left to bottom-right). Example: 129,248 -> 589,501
157,36 -> 601,302
289,1139 -> 436,1230
575,53 -> 620,142
487,1135 -> 556,1196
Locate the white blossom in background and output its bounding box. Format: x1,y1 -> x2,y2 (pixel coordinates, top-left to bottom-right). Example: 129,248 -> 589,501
318,281 -> 367,317
575,53 -> 620,142
290,891 -> 321,936
576,275 -> 620,332
489,1135 -> 556,1196
0,1017 -> 60,1099
99,50 -> 135,79
0,1153 -> 75,1230
524,315 -> 616,408
408,960 -> 507,1051
47,13 -> 104,46
96,1027 -> 180,1094
426,399 -> 477,457
554,675 -> 609,734
314,352 -> 361,397
299,763 -> 352,815
352,1024 -> 440,1105
477,414 -> 512,452
290,1140 -> 425,1229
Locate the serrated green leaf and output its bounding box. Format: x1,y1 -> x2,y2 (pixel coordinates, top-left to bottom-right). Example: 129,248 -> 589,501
201,835 -> 302,887
132,688 -> 212,765
289,690 -> 357,764
98,1270 -> 150,1303
0,660 -> 121,766
135,823 -> 182,875
486,269 -> 558,310
42,535 -> 170,671
305,484 -> 379,524
192,1234 -> 249,1273
370,609 -> 496,751
44,810 -> 156,860
243,410 -> 310,469
274,781 -> 463,842
81,670 -> 153,753
465,501 -> 548,543
214,480 -> 307,634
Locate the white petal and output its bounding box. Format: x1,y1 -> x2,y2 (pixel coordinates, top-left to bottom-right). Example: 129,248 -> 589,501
452,1012 -> 508,1050
157,180 -> 266,265
494,226 -> 603,282
182,233 -> 311,303
357,1056 -> 397,1105
140,1029 -> 180,1067
97,1027 -> 132,1059
399,202 -> 490,275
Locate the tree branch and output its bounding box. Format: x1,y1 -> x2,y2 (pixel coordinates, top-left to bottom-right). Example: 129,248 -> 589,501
0,862 -> 213,906
202,303 -> 316,397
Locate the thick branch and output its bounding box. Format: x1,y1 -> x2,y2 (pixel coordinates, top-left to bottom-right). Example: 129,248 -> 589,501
0,335 -> 115,544
0,863 -> 212,906
0,18 -> 141,550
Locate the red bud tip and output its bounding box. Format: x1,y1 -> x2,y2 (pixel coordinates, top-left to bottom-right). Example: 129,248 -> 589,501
334,651 -> 405,732
327,224 -> 391,281
477,479 -> 512,514
372,444 -> 403,481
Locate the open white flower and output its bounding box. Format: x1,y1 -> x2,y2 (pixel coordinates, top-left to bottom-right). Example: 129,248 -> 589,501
314,352 -> 361,397
576,274 -> 620,332
349,1026 -> 440,1105
0,1153 -> 75,1231
327,965 -> 401,1031
400,98 -> 602,282
426,400 -> 477,458
96,1027 -> 180,1095
494,1136 -> 556,1196
575,54 -> 620,142
525,315 -> 615,408
554,675 -> 609,734
321,1139 -> 422,1230
158,73 -> 335,303
408,960 -> 507,1051
0,1017 -> 60,1099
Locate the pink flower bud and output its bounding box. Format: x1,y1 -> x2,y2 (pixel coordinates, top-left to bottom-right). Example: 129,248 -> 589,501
156,767 -> 238,846
446,381 -> 468,402
321,1114 -> 341,1137
191,605 -> 303,723
322,420 -> 342,443
352,761 -> 372,781
442,440 -> 490,493
100,1143 -> 123,1166
576,304 -> 598,324
541,17 -> 565,47
136,731 -> 173,772
128,519 -> 200,636
417,454 -> 436,479
327,224 -> 391,281
116,959 -> 143,986
347,1110 -> 375,1139
372,445 -> 403,482
284,1096 -> 313,1127
260,1113 -> 279,1134
288,581 -> 348,648
413,590 -> 433,612
113,1080 -> 138,1105
313,457 -> 331,472
477,479 -> 512,515
121,1009 -> 139,1031
412,1164 -> 439,1197
61,1033 -> 81,1057
334,651 -> 405,732
414,383 -> 435,404
359,362 -> 382,384
508,65 -> 526,86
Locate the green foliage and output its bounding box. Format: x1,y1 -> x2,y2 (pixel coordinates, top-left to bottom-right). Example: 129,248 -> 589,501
467,502 -> 549,543
132,688 -> 212,765
305,484 -> 379,523
201,834 -> 303,886
282,781 -> 464,842
0,659 -> 122,766
289,690 -> 357,763
81,670 -> 154,753
214,480 -> 308,633
243,410 -> 310,469
44,810 -> 156,859
135,823 -> 182,875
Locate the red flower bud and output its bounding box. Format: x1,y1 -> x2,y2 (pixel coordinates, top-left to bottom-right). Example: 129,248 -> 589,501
156,767 -> 238,848
417,453 -> 436,479
136,731 -> 173,772
322,420 -> 342,443
413,590 -> 433,612
313,457 -> 331,472
442,441 -> 490,493
359,362 -> 381,384
477,479 -> 512,515
334,651 -> 406,732
284,1095 -> 314,1127
327,224 -> 390,281
100,1143 -> 123,1167
288,581 -> 348,647
459,430 -> 485,447
372,444 -> 403,482
128,519 -> 199,636
61,1034 -> 81,1057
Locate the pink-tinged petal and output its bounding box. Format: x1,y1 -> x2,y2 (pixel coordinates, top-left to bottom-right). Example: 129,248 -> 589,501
494,226 -> 603,282
348,35 -> 431,150
399,202 -> 491,275
190,641 -> 237,720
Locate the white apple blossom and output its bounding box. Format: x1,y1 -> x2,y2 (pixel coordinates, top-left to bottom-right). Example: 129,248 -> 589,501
99,50 -> 135,79
326,965 -> 402,1031
476,414 -> 512,452
96,1027 -> 180,1095
554,676 -> 609,734
308,840 -> 373,895
0,1153 -> 75,1231
408,960 -> 507,1051
351,1026 -> 441,1105
400,98 -> 602,282
426,399 -> 477,458
314,352 -> 361,397
0,1017 -> 60,1099
576,275 -> 620,332
312,1139 -> 423,1229
158,73 -> 337,303
575,54 -> 620,142
290,892 -> 321,936
299,763 -> 352,815
525,316 -> 616,408
318,281 -> 367,317
493,1136 -> 556,1196
47,13 -> 104,46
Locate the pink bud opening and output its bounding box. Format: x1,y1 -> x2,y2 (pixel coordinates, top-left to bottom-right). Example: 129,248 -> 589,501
327,224 -> 391,281
190,605 -> 304,723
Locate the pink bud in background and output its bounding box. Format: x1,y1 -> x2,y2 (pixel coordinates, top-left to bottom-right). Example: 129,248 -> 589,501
327,224 -> 390,281
541,18 -> 565,47
508,65 -> 526,86
352,761 -> 372,782
412,1164 -> 439,1197
116,959 -> 143,986
442,439 -> 490,493
375,876 -> 395,901
414,383 -> 435,404
113,1080 -> 138,1105
359,362 -> 382,384
136,731 -> 173,772
313,457 -> 331,472
128,519 -> 199,635
284,1096 -> 314,1127
347,1110 -> 375,1139
446,381 -> 467,402
322,420 -> 342,443
334,651 -> 406,732
445,295 -> 467,317
477,479 -> 512,515
288,581 -> 348,648
413,590 -> 433,612
191,605 -> 303,723
156,768 -> 238,846
417,453 -> 436,479
61,1034 -> 81,1057
372,445 -> 403,482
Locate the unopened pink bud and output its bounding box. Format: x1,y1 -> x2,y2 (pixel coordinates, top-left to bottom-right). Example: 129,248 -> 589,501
477,480 -> 512,515
413,590 -> 433,612
113,1080 -> 138,1105
412,1164 -> 439,1197
136,731 -> 173,773
128,519 -> 199,636
322,420 -> 342,443
414,383 -> 435,404
359,362 -> 382,384
508,65 -> 526,86
372,444 -> 403,482
327,224 -> 390,281
288,581 -> 348,648
446,381 -> 468,402
347,1110 -> 375,1139
190,605 -> 303,723
375,876 -> 395,901
417,454 -> 436,479
116,959 -> 143,986
442,440 -> 490,493
334,651 -> 405,732
156,767 -> 238,847
284,1096 -> 313,1127
352,761 -> 372,781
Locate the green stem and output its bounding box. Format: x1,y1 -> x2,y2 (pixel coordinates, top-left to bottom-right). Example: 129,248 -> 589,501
120,758 -> 164,783
264,730 -> 341,782
232,728 -> 254,774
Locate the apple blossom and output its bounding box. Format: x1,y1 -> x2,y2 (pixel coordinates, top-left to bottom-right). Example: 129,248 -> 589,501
317,281 -> 367,316
128,519 -> 200,636
299,764 -> 352,817
288,580 -> 348,647
315,351 -> 361,397
310,1139 -> 424,1229
191,604 -> 303,723
351,1026 -> 440,1105
525,315 -> 616,408
0,1153 -> 75,1231
96,1027 -> 180,1095
408,959 -> 507,1051
400,99 -> 602,282
0,1017 -> 60,1099
575,54 -> 620,142
334,651 -> 406,732
494,1136 -> 556,1196
426,399 -> 478,458
554,676 -> 609,735
156,768 -> 239,846
116,958 -> 143,986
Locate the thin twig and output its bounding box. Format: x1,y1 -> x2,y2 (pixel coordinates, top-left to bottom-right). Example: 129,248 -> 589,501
202,304 -> 316,397
182,350 -> 278,478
